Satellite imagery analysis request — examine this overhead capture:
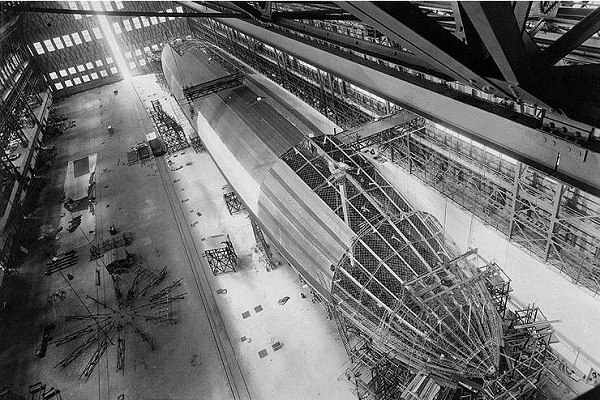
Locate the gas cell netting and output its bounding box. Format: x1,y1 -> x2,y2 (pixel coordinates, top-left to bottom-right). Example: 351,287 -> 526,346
281,136 -> 501,379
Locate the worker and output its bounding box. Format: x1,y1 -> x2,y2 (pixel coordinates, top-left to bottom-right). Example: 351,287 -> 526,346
109,225 -> 117,235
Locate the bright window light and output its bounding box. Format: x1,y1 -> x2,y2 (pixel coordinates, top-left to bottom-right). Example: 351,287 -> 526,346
85,62 -> 93,70
176,6 -> 183,13
82,75 -> 90,82
141,17 -> 150,27
95,60 -> 103,67
33,42 -> 45,54
110,67 -> 118,74
54,82 -> 64,90
103,2 -> 113,11
139,59 -> 146,66
112,22 -> 122,34
62,35 -> 73,47
106,57 -> 114,64
72,32 -> 82,45
132,17 -> 141,29
123,20 -> 132,31
159,16 -> 166,23
116,1 -> 124,9
125,51 -> 132,59
134,49 -> 142,56
68,67 -> 76,74
65,79 -> 73,87
59,69 -> 68,77
150,16 -> 158,25
49,72 -> 58,80
143,46 -> 150,53
82,30 -> 92,42
77,64 -> 85,72
100,70 -> 108,77
92,27 -> 103,39
53,37 -> 64,49
73,77 -> 82,85
151,44 -> 159,51
68,1 -> 81,19
129,61 -> 136,69
91,72 -> 99,79
92,1 -> 129,79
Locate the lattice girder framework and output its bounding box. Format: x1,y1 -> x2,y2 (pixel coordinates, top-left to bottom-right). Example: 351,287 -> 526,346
281,136 -> 503,380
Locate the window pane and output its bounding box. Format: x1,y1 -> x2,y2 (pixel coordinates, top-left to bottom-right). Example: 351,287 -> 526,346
54,82 -> 64,90
95,60 -> 103,67
49,72 -> 59,80
112,22 -> 122,34
59,69 -> 68,77
139,59 -> 146,66
72,32 -> 82,45
91,72 -> 99,79
132,17 -> 141,29
123,20 -> 132,31
125,51 -> 132,59
77,64 -> 85,72
116,1 -> 124,9
82,30 -> 92,42
53,37 -> 64,49
110,66 -> 118,74
33,42 -> 45,54
65,79 -> 73,87
100,70 -> 108,77
106,57 -> 114,64
128,61 -> 136,69
85,62 -> 93,70
82,75 -> 90,82
62,35 -> 73,47
68,67 -> 76,74
73,77 -> 82,85
92,27 -> 102,39
134,49 -> 142,56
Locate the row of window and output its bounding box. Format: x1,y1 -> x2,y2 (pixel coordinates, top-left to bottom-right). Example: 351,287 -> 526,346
48,57 -> 114,80
113,7 -> 184,34
53,67 -> 119,90
68,1 -> 124,20
32,28 -> 101,55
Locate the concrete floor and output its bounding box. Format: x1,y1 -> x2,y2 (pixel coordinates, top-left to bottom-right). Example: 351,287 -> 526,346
0,76 -> 353,399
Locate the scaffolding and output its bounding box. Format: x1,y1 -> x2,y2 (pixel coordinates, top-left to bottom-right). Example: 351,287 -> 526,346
223,189 -> 244,215
203,234 -> 238,275
51,265 -> 186,378
148,99 -> 190,154
281,135 -> 502,380
250,217 -> 277,271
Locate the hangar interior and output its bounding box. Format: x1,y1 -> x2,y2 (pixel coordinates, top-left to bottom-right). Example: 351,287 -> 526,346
0,1 -> 599,400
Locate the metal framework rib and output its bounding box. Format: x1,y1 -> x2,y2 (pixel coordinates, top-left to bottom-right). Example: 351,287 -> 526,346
281,136 -> 502,380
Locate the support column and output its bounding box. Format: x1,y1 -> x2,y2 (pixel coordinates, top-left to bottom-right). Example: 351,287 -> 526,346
508,162 -> 523,241
544,183 -> 564,262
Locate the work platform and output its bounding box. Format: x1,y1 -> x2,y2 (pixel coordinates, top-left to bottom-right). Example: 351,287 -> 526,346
202,234 -> 238,275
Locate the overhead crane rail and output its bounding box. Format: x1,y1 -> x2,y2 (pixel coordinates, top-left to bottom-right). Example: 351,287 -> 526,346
182,72 -> 244,101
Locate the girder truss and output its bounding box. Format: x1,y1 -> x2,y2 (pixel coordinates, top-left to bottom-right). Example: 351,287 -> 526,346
281,136 -> 502,380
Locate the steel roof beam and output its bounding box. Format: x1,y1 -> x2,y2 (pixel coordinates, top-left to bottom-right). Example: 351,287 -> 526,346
181,5 -> 600,195
335,1 -> 506,94
11,5 -> 246,18
513,1 -> 532,34
272,18 -> 450,79
461,2 -> 532,85
538,6 -> 600,66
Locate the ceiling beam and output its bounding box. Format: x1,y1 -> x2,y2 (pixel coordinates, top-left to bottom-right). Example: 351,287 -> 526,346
538,5 -> 600,67
10,6 -> 247,18
335,1 -> 511,97
182,4 -> 600,195
461,2 -> 532,85
272,17 -> 450,79
513,1 -> 532,34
